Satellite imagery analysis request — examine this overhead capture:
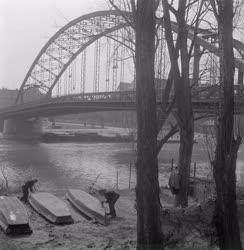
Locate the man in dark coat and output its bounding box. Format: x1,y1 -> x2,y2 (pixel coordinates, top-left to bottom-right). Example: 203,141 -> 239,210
98,189 -> 120,218
168,166 -> 180,195
20,179 -> 38,203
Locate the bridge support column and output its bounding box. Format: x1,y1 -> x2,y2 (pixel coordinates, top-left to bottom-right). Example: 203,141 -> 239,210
3,118 -> 42,140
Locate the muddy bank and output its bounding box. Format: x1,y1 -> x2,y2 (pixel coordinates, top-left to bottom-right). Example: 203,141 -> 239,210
0,188 -> 244,250
0,189 -> 138,250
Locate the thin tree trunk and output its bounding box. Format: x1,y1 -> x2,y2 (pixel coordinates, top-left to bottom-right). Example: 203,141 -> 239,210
213,0 -> 243,249
176,1 -> 194,208
162,0 -> 194,208
214,140 -> 242,250
174,75 -> 194,208
175,115 -> 194,207
135,0 -> 164,249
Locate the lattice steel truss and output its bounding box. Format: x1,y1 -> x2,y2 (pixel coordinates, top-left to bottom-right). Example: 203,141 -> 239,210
16,11 -> 129,103
15,10 -> 244,104
93,39 -> 101,92
105,37 -> 111,92
80,50 -> 86,93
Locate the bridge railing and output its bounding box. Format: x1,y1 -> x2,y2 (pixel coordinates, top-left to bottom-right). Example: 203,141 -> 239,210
48,91 -> 137,103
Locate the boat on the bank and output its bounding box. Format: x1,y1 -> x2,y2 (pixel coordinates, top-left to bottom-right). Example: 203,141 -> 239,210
0,196 -> 32,234
66,189 -> 108,226
29,192 -> 73,224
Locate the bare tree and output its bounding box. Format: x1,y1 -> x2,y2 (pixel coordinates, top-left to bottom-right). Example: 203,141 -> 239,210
108,0 -> 211,211
108,0 -> 164,248
134,0 -> 164,248
209,0 -> 243,249
162,0 -> 201,207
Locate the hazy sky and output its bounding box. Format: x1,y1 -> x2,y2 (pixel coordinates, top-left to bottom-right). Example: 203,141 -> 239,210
0,0 -> 107,89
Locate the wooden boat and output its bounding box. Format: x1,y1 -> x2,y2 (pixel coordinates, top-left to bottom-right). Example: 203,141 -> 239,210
0,196 -> 32,234
66,189 -> 108,226
29,192 -> 73,224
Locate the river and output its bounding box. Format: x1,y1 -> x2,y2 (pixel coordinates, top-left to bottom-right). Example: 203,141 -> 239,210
0,136 -> 243,191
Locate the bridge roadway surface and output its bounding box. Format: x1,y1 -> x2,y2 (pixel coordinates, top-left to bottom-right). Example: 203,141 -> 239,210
1,85 -> 244,119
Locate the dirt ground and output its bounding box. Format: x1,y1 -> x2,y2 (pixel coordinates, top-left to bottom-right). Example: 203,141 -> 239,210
0,188 -> 243,250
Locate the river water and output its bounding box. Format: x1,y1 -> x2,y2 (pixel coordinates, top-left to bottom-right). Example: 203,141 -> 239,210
0,136 -> 243,191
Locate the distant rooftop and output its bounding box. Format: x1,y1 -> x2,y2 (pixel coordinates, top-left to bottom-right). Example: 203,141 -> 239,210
118,78 -> 169,92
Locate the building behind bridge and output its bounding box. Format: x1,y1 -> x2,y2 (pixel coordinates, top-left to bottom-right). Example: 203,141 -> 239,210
0,88 -> 18,109
117,78 -> 168,92
0,87 -> 44,109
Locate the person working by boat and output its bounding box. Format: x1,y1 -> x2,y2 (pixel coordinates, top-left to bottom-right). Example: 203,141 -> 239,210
20,179 -> 38,203
168,166 -> 180,207
98,189 -> 120,218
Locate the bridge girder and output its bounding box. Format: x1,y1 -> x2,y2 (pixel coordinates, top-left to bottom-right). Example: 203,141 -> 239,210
1,85 -> 244,120
15,10 -> 244,104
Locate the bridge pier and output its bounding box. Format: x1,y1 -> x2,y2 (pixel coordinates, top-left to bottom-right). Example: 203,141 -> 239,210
3,118 -> 42,140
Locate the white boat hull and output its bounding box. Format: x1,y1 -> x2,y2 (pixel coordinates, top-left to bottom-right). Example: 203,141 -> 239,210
66,189 -> 108,226
0,196 -> 32,234
29,192 -> 73,225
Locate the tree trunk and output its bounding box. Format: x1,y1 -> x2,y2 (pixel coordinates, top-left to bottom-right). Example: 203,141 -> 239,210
174,1 -> 194,208
175,114 -> 194,208
174,75 -> 194,208
193,44 -> 201,87
162,0 -> 194,207
213,0 -> 243,249
135,0 -> 164,249
214,140 -> 242,250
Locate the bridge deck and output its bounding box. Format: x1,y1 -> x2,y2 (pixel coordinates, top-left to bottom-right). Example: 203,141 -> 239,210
1,85 -> 244,119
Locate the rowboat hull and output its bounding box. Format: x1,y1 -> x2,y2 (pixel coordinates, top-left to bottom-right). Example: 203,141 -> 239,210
0,196 -> 32,235
66,189 -> 108,226
29,192 -> 73,225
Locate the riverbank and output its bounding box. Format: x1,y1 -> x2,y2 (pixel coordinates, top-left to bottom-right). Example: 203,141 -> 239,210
1,187 -> 244,250
41,123 -> 135,143
40,132 -> 133,143
0,188 -> 175,250
40,132 -> 199,144
42,122 -> 204,144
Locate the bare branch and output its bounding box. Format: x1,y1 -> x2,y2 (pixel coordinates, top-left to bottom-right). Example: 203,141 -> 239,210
157,124 -> 179,154
209,0 -> 219,20
107,0 -> 135,29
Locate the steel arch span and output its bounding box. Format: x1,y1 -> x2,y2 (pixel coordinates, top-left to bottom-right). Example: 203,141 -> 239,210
15,10 -> 244,104
16,10 -> 130,104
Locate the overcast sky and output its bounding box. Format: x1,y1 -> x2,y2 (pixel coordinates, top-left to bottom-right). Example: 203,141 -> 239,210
0,0 -> 108,89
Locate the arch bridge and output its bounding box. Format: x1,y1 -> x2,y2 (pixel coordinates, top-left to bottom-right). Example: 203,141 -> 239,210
0,10 -> 244,138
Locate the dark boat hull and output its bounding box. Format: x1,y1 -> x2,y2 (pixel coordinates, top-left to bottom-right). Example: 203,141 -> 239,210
0,196 -> 32,235
29,192 -> 73,225
66,189 -> 108,226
